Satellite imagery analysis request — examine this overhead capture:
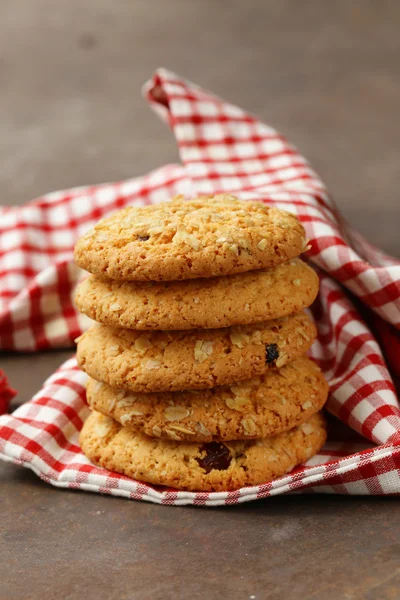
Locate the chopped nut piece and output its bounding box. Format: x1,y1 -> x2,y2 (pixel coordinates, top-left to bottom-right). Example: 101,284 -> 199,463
238,238 -> 250,250
145,358 -> 162,370
230,384 -> 251,397
96,232 -> 109,242
187,234 -> 201,250
152,425 -> 162,437
275,393 -> 287,405
134,335 -> 152,352
120,218 -> 136,229
229,331 -> 250,348
275,351 -> 288,368
277,220 -> 290,230
164,406 -> 190,422
241,418 -> 257,436
109,302 -> 122,312
292,279 -> 301,286
301,423 -> 314,435
117,397 -> 137,409
165,429 -> 183,441
194,340 -> 213,363
257,238 -> 268,250
228,243 -> 239,255
172,224 -> 201,250
94,417 -> 113,438
252,330 -> 262,344
119,409 -> 144,424
195,422 -> 212,437
168,425 -> 195,435
225,396 -> 252,412
296,327 -> 310,341
302,400 -> 313,410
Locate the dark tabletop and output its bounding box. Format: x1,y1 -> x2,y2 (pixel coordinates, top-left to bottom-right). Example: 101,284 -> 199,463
1,2 -> 400,599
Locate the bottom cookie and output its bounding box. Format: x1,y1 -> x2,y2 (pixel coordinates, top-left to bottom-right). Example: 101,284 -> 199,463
80,410 -> 327,492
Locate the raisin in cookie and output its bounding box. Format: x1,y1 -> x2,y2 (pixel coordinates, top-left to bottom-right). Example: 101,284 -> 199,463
80,410 -> 327,492
75,258 -> 318,330
74,195 -> 306,281
76,312 -> 316,393
86,357 -> 328,442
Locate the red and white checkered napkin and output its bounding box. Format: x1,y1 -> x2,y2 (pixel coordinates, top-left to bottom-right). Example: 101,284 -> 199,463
1,69 -> 400,505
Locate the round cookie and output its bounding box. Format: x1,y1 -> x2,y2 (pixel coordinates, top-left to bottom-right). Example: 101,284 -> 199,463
75,258 -> 318,331
80,411 -> 327,492
76,312 -> 316,393
86,357 -> 329,442
74,195 -> 306,281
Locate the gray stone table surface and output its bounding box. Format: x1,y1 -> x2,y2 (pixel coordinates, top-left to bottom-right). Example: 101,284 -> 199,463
1,2 -> 400,599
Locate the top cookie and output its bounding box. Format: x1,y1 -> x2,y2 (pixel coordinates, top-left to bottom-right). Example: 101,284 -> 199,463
74,195 -> 306,281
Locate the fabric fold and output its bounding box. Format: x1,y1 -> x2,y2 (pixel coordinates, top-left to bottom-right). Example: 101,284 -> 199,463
1,68 -> 399,503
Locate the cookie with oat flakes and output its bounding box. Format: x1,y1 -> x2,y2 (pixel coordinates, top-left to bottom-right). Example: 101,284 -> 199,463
76,312 -> 316,393
75,258 -> 318,330
79,410 -> 327,492
74,195 -> 306,281
86,357 -> 328,442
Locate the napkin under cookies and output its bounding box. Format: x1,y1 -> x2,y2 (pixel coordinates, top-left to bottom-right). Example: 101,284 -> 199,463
0,68 -> 399,505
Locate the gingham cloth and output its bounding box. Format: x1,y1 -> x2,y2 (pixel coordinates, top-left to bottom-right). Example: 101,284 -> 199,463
1,69 -> 400,506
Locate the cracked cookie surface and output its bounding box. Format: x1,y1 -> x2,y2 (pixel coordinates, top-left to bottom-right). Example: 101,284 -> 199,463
74,195 -> 306,281
79,410 -> 327,492
76,312 -> 316,393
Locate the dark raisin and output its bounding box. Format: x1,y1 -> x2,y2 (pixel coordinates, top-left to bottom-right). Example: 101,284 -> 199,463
137,235 -> 150,242
196,442 -> 232,473
265,343 -> 279,364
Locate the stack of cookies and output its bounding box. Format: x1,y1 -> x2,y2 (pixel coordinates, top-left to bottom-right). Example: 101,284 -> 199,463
74,195 -> 328,492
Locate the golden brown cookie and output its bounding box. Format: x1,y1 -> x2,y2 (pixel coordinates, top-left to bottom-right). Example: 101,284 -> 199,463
76,312 -> 316,393
75,258 -> 318,330
79,410 -> 327,492
86,357 -> 328,442
74,195 -> 306,281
